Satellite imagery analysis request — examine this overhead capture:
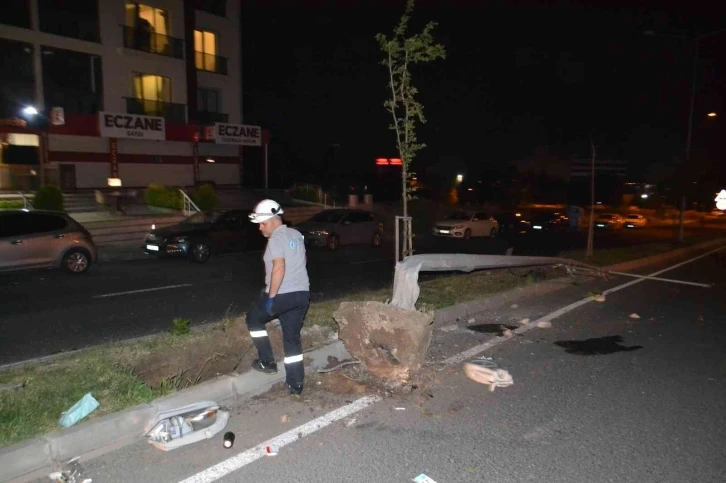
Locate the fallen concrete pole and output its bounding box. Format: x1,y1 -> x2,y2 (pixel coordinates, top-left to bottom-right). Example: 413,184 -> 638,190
391,253 -> 596,309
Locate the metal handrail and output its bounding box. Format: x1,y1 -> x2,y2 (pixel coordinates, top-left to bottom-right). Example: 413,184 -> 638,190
18,191 -> 32,209
179,189 -> 200,217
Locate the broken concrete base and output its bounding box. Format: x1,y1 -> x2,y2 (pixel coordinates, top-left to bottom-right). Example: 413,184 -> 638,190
333,301 -> 434,384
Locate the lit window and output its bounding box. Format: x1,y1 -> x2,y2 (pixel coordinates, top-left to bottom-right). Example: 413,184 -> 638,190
126,2 -> 170,54
132,73 -> 171,116
195,30 -> 217,72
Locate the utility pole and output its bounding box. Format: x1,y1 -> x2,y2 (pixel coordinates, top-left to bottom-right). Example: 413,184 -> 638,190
586,138 -> 595,259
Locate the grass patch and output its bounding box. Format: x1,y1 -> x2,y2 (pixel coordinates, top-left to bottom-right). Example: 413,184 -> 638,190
0,239 -> 708,448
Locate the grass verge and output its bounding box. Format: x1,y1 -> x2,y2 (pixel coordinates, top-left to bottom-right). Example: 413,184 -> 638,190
0,239 -> 705,447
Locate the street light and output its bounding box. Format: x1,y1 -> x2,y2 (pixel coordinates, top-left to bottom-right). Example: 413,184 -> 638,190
645,27 -> 726,241
707,112 -> 717,117
22,106 -> 38,117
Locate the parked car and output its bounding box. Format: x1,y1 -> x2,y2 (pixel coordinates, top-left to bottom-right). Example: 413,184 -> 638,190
495,212 -> 530,236
432,211 -> 499,239
296,209 -> 384,251
0,210 -> 97,274
594,213 -> 625,230
529,212 -> 569,232
143,210 -> 266,263
624,214 -> 648,228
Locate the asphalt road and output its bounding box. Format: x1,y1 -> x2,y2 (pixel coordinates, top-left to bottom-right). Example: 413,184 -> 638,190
61,242 -> 726,483
0,224 -> 721,365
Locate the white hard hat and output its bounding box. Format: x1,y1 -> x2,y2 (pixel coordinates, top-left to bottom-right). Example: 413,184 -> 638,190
249,199 -> 284,223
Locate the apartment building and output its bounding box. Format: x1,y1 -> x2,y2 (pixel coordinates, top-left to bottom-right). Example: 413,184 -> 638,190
0,0 -> 254,191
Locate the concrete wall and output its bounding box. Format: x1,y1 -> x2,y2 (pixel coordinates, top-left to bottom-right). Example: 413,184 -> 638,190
199,164 -> 239,185
68,162 -> 112,189
119,163 -> 193,187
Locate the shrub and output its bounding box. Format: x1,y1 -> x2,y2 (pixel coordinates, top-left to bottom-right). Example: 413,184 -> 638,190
33,185 -> 64,211
191,183 -> 218,211
145,184 -> 182,210
0,200 -> 26,210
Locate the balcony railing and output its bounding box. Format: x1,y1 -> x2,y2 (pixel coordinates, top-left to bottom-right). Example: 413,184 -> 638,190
125,97 -> 186,123
195,51 -> 228,75
197,111 -> 229,125
121,25 -> 184,59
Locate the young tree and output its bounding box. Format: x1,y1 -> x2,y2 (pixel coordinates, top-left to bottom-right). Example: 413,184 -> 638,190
376,0 -> 445,258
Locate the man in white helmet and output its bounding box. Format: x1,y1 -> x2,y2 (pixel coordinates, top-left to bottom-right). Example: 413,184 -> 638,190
247,199 -> 310,395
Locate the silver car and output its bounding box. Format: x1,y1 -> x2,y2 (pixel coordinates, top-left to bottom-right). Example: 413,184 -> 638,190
0,210 -> 98,274
296,209 -> 384,251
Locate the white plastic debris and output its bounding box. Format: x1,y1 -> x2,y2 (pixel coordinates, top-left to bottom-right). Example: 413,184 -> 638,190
536,321 -> 552,329
629,313 -> 641,319
501,328 -> 513,337
467,318 -> 476,324
145,401 -> 229,451
413,474 -> 439,483
463,359 -> 514,392
518,318 -> 530,325
48,457 -> 90,483
594,294 -> 606,302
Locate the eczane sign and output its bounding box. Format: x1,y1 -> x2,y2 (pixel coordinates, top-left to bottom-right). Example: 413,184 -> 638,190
99,112 -> 166,140
214,123 -> 261,146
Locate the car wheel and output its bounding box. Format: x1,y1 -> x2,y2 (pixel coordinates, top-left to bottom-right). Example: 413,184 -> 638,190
464,228 -> 472,239
191,241 -> 211,263
489,227 -> 497,238
63,249 -> 90,274
371,232 -> 383,247
326,235 -> 340,251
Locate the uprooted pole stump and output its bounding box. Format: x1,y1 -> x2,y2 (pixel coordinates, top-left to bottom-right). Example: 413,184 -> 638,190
333,301 -> 434,385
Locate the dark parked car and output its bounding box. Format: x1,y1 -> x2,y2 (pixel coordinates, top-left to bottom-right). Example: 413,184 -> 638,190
0,210 -> 97,274
143,210 -> 265,263
529,212 -> 569,232
495,212 -> 531,236
295,209 -> 384,251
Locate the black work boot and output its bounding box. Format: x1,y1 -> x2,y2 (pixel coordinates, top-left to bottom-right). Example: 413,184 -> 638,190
251,359 -> 278,375
287,382 -> 304,397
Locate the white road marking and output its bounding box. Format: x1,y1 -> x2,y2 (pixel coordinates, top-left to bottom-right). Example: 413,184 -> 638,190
92,284 -> 193,299
442,244 -> 725,365
178,395 -> 380,483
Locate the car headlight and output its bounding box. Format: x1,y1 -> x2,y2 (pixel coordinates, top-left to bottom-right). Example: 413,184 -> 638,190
170,236 -> 187,243
309,230 -> 328,236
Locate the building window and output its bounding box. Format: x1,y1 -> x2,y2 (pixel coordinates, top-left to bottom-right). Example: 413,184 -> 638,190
131,73 -> 171,117
38,0 -> 100,42
1,0 -> 31,29
197,0 -> 226,17
198,88 -> 220,113
196,88 -> 228,124
42,47 -> 103,115
195,30 -> 218,72
125,2 -> 171,56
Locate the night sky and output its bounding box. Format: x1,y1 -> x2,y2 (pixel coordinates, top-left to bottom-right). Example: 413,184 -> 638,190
241,0 -> 726,188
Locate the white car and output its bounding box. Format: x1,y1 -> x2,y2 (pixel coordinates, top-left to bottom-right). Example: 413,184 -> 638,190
594,213 -> 625,230
433,211 -> 499,239
624,214 -> 648,228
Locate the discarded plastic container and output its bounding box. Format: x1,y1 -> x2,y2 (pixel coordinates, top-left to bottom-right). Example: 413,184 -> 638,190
59,393 -> 100,428
145,401 -> 230,451
223,432 -> 235,448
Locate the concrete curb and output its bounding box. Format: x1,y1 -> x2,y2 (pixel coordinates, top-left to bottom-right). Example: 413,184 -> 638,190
433,236 -> 726,326
0,340 -> 351,482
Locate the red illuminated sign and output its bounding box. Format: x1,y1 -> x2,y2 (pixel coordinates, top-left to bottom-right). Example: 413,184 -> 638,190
375,158 -> 403,166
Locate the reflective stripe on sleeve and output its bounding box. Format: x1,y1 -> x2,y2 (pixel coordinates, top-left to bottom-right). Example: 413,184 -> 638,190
249,330 -> 269,338
284,354 -> 304,364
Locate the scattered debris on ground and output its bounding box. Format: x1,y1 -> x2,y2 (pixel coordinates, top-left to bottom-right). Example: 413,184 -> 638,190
518,318 -> 530,325
59,393 -> 99,428
48,456 -> 91,483
463,359 -> 514,392
145,402 -> 229,451
629,313 -> 641,319
594,294 -> 606,302
536,321 -> 552,329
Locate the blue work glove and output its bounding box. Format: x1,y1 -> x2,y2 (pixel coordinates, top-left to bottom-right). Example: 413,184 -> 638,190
265,296 -> 275,316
